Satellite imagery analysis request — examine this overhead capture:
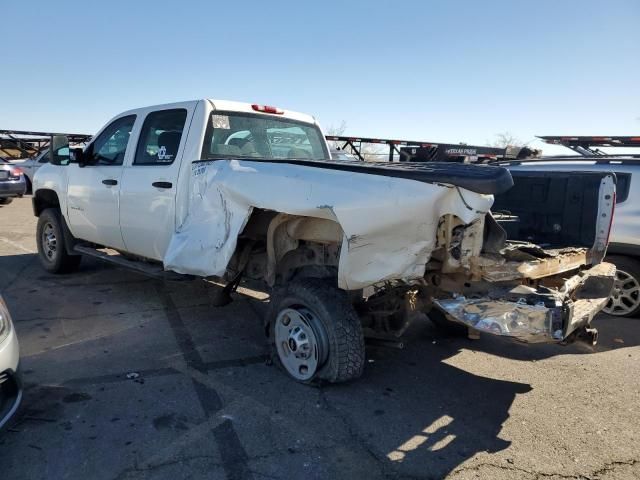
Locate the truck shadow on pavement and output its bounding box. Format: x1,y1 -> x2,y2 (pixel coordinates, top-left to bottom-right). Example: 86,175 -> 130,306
321,338 -> 533,478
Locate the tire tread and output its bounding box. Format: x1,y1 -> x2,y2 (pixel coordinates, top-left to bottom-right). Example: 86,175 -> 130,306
268,278 -> 365,383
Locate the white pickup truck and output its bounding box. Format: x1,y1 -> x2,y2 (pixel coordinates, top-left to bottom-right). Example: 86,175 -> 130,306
33,99 -> 617,383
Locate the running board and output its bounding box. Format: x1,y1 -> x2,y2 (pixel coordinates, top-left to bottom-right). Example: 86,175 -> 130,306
73,245 -> 193,282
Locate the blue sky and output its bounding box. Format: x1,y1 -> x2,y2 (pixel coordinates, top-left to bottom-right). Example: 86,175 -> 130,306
1,0 -> 639,154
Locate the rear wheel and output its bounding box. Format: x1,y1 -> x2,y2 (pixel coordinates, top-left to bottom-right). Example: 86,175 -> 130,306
36,208 -> 82,274
268,278 -> 365,384
0,198 -> 13,205
603,255 -> 640,317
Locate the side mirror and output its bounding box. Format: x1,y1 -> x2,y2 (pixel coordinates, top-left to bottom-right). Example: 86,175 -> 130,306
51,135 -> 70,166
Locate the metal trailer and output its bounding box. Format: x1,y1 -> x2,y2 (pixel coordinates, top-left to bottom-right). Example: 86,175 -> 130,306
538,135 -> 640,157
0,130 -> 91,159
325,135 -> 507,163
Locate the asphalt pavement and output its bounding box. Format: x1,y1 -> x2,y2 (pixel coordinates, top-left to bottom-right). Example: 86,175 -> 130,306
0,196 -> 638,480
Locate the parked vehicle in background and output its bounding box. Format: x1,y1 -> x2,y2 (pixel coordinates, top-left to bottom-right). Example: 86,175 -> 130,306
496,135 -> 640,317
1,130 -> 92,194
0,294 -> 21,429
10,149 -> 50,193
31,100 -> 616,383
0,159 -> 27,205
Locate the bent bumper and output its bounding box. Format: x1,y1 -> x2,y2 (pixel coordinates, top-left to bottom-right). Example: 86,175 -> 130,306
434,262 -> 616,343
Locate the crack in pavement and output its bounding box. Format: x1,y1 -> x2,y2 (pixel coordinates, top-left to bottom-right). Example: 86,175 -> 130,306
64,355 -> 267,386
0,236 -> 36,253
0,253 -> 36,292
154,281 -> 255,480
12,302 -> 213,323
451,458 -> 639,480
316,388 -> 393,478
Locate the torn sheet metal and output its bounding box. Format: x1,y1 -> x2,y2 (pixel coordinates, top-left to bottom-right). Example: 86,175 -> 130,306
435,262 -> 616,343
476,247 -> 592,282
163,159 -> 494,290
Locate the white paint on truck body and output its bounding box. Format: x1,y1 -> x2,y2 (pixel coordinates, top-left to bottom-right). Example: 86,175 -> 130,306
164,158 -> 493,290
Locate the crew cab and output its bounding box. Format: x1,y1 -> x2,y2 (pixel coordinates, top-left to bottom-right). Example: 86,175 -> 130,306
32,99 -> 617,384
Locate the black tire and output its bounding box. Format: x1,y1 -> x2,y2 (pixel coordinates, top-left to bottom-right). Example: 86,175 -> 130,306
0,198 -> 13,205
36,208 -> 82,274
427,307 -> 468,336
267,278 -> 365,384
603,255 -> 640,317
24,176 -> 32,195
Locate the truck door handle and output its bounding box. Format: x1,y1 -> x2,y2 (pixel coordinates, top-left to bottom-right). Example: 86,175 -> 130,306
152,181 -> 173,189
102,179 -> 118,186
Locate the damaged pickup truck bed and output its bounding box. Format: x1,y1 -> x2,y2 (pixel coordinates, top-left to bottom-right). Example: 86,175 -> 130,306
32,99 -> 616,383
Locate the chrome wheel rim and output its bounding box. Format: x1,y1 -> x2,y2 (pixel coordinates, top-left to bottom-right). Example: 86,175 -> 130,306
274,307 -> 325,381
603,269 -> 640,316
42,222 -> 57,262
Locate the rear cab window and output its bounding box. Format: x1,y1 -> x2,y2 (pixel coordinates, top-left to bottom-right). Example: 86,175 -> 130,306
135,109 -> 188,165
201,111 -> 329,161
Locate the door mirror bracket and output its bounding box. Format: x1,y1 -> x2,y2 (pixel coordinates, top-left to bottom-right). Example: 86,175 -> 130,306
71,148 -> 88,167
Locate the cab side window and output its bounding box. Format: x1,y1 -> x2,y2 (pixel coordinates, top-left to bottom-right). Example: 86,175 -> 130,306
134,109 -> 187,165
87,115 -> 136,166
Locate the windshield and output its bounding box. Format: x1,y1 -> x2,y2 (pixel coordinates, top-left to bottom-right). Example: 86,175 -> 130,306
201,111 -> 329,161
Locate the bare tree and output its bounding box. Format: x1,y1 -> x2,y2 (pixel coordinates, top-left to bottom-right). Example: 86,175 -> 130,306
488,132 -> 527,149
324,121 -> 387,162
488,132 -> 540,159
325,120 -> 348,137
325,121 -> 348,152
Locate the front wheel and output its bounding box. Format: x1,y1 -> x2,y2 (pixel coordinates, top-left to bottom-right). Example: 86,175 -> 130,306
36,208 -> 82,274
0,198 -> 13,205
267,278 -> 365,384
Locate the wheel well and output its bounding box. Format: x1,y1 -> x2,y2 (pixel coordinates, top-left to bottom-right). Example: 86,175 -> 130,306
606,243 -> 640,260
33,189 -> 60,217
236,210 -> 343,286
266,213 -> 343,285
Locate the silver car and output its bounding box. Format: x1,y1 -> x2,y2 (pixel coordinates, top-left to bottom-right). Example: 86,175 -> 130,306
0,294 -> 21,429
0,159 -> 27,205
9,150 -> 50,194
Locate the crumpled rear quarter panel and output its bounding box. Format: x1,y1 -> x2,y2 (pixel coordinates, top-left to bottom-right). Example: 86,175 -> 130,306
163,159 -> 493,290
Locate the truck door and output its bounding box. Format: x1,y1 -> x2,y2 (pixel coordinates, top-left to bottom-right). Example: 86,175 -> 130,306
66,114 -> 136,249
118,107 -> 192,260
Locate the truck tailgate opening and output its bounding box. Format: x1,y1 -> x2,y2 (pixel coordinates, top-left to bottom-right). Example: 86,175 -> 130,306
490,171 -> 616,250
